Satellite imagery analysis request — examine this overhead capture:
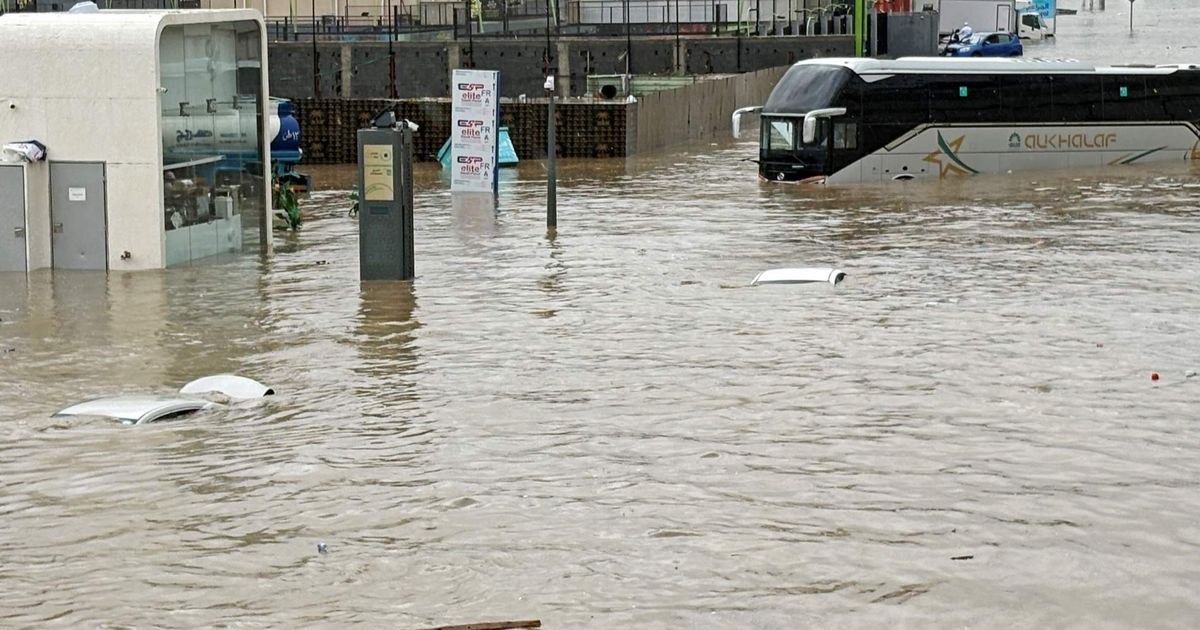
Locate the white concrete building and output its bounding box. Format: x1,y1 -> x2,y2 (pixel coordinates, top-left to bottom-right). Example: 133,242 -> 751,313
0,9 -> 272,272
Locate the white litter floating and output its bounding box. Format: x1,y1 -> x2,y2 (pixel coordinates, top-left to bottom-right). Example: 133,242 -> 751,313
752,268 -> 846,286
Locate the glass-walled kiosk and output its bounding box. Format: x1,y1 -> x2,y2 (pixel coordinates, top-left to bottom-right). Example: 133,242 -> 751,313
159,20 -> 265,267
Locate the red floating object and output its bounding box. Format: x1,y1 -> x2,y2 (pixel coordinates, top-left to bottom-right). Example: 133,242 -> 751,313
1151,372 -> 1160,381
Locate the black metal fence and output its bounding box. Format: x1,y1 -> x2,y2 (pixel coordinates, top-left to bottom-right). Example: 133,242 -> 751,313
1,0 -> 853,40
1,0 -> 196,11
267,5 -> 447,42
263,0 -> 852,41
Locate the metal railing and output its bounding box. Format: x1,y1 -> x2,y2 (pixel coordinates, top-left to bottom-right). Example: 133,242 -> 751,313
1,0 -> 195,12
266,4 -> 456,41
448,0 -> 853,39
1,0 -> 854,40
261,0 -> 855,41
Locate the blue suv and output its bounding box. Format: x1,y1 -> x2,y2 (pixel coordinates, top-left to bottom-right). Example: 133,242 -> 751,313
944,31 -> 1023,57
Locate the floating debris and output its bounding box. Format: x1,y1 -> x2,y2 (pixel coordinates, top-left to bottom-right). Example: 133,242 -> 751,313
416,621 -> 541,630
751,268 -> 846,286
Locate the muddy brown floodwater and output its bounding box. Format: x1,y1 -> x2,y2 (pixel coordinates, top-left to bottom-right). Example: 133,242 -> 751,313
4,3 -> 1200,627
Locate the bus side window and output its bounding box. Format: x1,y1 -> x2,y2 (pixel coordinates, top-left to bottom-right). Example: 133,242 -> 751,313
931,76 -> 1001,123
1149,75 -> 1195,119
1102,76 -> 1149,121
1003,75 -> 1053,124
1051,75 -> 1101,122
812,118 -> 830,146
833,122 -> 857,150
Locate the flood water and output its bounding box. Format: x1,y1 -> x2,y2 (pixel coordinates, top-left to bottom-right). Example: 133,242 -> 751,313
4,3 -> 1200,628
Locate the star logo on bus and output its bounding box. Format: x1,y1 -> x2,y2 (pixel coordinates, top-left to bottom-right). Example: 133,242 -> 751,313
924,132 -> 980,178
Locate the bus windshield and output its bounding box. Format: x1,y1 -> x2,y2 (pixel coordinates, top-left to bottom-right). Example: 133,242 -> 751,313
764,119 -> 794,152
763,64 -> 852,115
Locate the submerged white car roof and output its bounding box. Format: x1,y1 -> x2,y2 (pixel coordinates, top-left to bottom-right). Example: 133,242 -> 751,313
55,396 -> 215,425
179,374 -> 275,399
52,374 -> 272,426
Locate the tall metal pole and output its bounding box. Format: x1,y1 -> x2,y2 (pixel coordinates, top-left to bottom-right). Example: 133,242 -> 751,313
545,0 -> 558,228
546,77 -> 557,230
736,4 -> 742,72
466,1 -> 474,66
854,0 -> 864,57
625,0 -> 632,75
388,4 -> 397,98
1128,0 -> 1133,32
674,0 -> 680,74
312,0 -> 320,97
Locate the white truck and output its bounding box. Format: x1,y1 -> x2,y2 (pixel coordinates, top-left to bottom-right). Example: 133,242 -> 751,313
937,0 -> 1049,39
1015,0 -> 1054,40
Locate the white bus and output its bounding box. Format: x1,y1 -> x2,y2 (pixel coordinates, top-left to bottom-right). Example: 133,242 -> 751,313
741,57 -> 1200,184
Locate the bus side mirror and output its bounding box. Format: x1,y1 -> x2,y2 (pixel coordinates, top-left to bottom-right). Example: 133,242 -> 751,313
802,116 -> 816,144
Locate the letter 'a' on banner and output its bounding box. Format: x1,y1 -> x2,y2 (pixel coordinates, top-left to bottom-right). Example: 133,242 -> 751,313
450,69 -> 501,194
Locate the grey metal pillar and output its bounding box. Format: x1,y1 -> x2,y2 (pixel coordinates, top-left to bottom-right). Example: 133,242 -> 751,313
357,122 -> 415,281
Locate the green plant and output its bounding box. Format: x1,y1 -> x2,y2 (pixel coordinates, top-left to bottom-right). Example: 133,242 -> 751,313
273,176 -> 301,230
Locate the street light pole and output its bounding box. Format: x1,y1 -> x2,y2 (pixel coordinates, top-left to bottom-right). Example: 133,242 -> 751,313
545,0 -> 552,76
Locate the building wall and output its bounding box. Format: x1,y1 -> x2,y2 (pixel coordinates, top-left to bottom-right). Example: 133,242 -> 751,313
634,66 -> 785,153
0,15 -> 164,271
268,35 -> 854,99
23,166 -> 51,271
879,11 -> 939,57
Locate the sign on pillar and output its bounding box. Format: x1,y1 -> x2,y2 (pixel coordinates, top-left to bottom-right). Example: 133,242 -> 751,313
450,69 -> 500,195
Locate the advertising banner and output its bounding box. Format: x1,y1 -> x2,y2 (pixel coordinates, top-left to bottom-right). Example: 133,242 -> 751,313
450,69 -> 500,194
